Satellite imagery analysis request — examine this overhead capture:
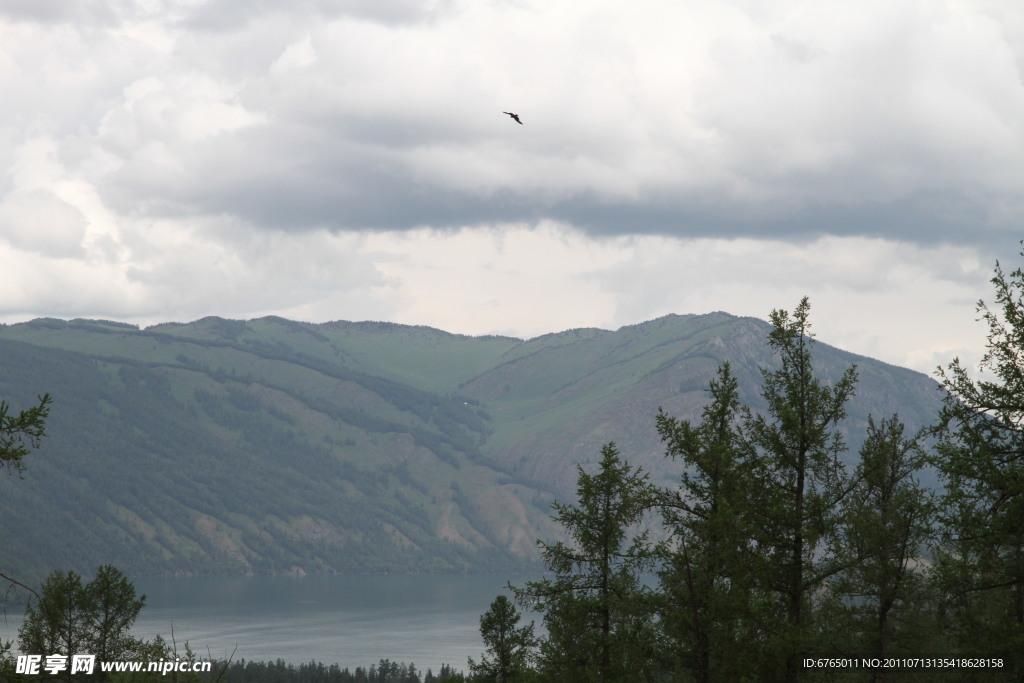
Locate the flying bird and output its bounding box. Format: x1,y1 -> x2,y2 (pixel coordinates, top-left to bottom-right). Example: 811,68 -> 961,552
503,111 -> 523,125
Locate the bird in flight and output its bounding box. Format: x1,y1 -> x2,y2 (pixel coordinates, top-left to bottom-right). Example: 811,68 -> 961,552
503,111 -> 523,125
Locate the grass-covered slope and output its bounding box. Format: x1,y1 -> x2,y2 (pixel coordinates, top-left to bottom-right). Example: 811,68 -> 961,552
0,318 -> 555,579
0,313 -> 944,577
461,313 -> 943,492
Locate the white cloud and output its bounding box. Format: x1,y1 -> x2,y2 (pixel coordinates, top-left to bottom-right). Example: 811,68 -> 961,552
0,138 -> 91,257
0,188 -> 87,257
588,233 -> 993,373
360,222 -> 628,335
691,1 -> 1024,209
0,210 -> 999,374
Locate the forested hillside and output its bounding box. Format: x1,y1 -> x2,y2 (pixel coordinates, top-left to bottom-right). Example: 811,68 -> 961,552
0,311 -> 943,578
474,283 -> 1024,680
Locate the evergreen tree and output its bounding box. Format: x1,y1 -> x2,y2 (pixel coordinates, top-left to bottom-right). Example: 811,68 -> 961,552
932,253 -> 1024,672
468,594 -> 536,682
1,390 -> 52,599
822,416 -> 937,674
744,297 -> 858,679
17,570 -> 92,682
119,635 -> 205,683
435,663 -> 466,682
512,443 -> 656,682
88,564 -> 148,670
0,392 -> 51,475
18,565 -> 146,681
654,362 -> 761,681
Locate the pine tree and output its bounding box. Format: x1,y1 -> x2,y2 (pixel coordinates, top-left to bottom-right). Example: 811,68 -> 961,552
512,443 -> 656,682
18,570 -> 92,679
0,392 -> 51,475
654,362 -> 761,681
823,415 -> 937,675
18,565 -> 146,681
745,297 -> 858,679
1,390 -> 52,601
932,253 -> 1024,672
88,564 -> 148,669
468,594 -> 537,682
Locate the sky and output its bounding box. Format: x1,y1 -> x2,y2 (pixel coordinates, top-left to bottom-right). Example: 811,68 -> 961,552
1,0 -> 1022,375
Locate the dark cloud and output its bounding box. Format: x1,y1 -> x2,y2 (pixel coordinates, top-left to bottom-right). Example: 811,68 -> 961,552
542,191 -> 1020,252
7,0 -> 1022,256
101,126 -> 534,230
95,108 -> 1020,251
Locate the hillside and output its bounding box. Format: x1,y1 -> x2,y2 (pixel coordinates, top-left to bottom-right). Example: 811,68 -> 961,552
0,313 -> 944,578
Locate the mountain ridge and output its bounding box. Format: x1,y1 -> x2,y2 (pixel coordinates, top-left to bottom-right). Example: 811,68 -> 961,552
0,311 -> 944,579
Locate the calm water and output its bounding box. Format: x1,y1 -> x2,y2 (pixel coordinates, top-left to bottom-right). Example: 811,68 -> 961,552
1,574 -> 533,676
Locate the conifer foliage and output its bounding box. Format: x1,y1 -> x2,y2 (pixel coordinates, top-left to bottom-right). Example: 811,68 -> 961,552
501,277 -> 1024,681
654,362 -> 758,681
0,392 -> 51,475
745,297 -> 859,677
512,443 -> 657,682
17,565 -> 146,682
467,595 -> 536,682
932,253 -> 1024,670
824,415 -> 937,670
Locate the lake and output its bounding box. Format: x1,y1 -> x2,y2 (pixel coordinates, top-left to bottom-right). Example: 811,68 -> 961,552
1,573 -> 535,676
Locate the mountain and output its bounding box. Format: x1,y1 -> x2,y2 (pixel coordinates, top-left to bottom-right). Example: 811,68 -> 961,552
0,313 -> 944,579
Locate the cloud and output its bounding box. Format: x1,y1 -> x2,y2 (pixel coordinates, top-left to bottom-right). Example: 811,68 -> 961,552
182,0 -> 454,32
0,188 -> 87,257
0,215 -> 392,323
587,232 -> 992,372
0,0 -> 121,27
687,2 -> 1024,226
4,0 -> 1020,246
0,137 -> 91,257
360,221 -> 629,335
0,206 -> 998,375
120,219 -> 390,321
0,0 -> 1020,377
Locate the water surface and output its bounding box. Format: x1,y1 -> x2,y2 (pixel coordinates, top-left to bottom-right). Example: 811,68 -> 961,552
2,574 -> 530,676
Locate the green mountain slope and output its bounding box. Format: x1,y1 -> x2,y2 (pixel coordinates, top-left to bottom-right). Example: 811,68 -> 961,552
462,313 -> 943,492
0,313 -> 944,578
